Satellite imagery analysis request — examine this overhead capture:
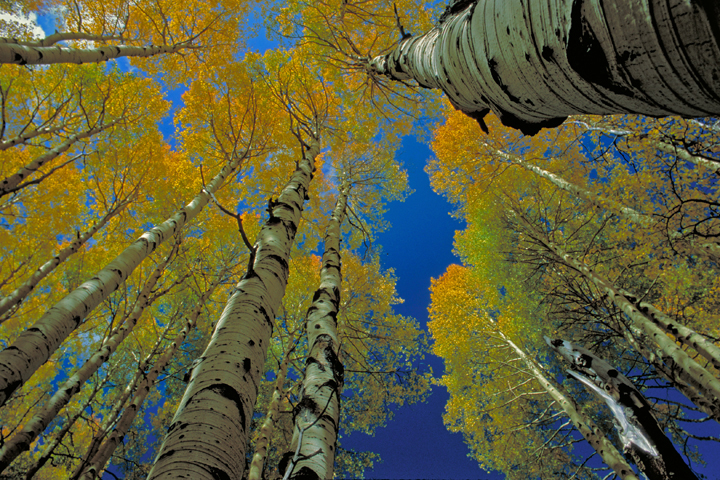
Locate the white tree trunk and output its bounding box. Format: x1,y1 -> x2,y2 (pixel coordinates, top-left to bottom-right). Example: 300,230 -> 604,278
0,243 -> 177,473
148,136 -> 320,480
0,124 -> 67,151
540,237 -> 720,404
0,43 -> 191,65
77,277 -> 222,480
0,120 -> 119,197
504,332 -> 638,479
368,0 -> 720,134
0,151 -> 246,408
281,186 -> 348,480
0,198 -> 132,321
248,340 -> 293,480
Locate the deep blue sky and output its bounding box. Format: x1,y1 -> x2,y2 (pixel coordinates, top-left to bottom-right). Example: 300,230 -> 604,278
340,136 -> 503,480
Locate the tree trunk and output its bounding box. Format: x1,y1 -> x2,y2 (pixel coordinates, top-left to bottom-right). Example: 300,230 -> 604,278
0,151 -> 247,408
0,120 -> 119,197
76,277 -> 222,480
619,322 -> 720,423
248,341 -> 294,480
0,124 -> 67,151
492,328 -> 639,479
71,318 -> 178,478
547,337 -> 699,480
533,232 -> 720,405
147,134 -> 319,480
23,369 -> 113,480
0,241 -> 177,473
280,186 -> 348,480
0,198 -> 132,321
0,43 -> 191,66
367,0 -> 720,134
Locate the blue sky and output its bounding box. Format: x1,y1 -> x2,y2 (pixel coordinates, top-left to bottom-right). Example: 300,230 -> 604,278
339,136 -> 503,479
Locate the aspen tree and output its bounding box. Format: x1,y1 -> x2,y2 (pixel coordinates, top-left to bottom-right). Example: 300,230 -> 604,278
149,123 -> 323,479
75,275 -> 223,479
0,196 -> 133,321
281,184 -> 348,480
0,238 -> 181,472
363,0 -> 720,134
548,337 -> 699,480
516,211 -> 720,405
429,264 -> 637,479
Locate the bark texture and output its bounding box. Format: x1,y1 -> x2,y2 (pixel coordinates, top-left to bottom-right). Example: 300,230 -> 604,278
76,278 -> 221,480
281,187 -> 348,480
0,43 -> 190,65
248,343 -> 292,480
147,136 -> 319,480
368,0 -> 720,134
0,199 -> 131,321
538,237 -> 720,404
0,153 -> 244,408
0,244 -> 176,473
547,337 -> 698,480
502,332 -> 638,479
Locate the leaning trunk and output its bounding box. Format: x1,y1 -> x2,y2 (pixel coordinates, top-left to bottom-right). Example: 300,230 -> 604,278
0,198 -> 132,321
0,242 -> 177,473
147,135 -> 319,480
0,43 -> 191,66
547,337 -> 698,480
501,331 -> 638,479
76,277 -> 222,479
0,151 -> 246,408
367,0 -> 720,134
537,235 -> 720,404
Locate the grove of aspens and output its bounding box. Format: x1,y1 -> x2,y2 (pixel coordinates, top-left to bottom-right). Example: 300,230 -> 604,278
0,0 -> 719,479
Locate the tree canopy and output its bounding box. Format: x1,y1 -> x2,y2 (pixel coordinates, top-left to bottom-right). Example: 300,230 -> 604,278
1,0 -> 719,478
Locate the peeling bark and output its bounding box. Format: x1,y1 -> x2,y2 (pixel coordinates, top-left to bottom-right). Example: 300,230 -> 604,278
499,329 -> 637,479
533,234 -> 720,405
148,136 -> 319,480
0,199 -> 132,321
367,0 -> 720,134
76,277 -> 222,480
282,186 -> 348,480
547,337 -> 699,480
0,43 -> 192,66
0,151 -> 246,408
0,243 -> 177,473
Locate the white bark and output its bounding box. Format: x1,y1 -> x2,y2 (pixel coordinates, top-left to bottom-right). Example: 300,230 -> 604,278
540,237 -> 720,404
614,286 -> 720,373
491,145 -> 652,226
77,278 -> 222,480
0,199 -> 132,321
0,124 -> 67,151
0,151 -> 246,408
547,337 -> 698,480
0,43 -> 192,65
0,244 -> 176,473
282,187 -> 348,480
0,120 -> 119,197
501,330 -> 638,479
148,136 -> 319,480
248,341 -> 293,480
368,0 -> 720,134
